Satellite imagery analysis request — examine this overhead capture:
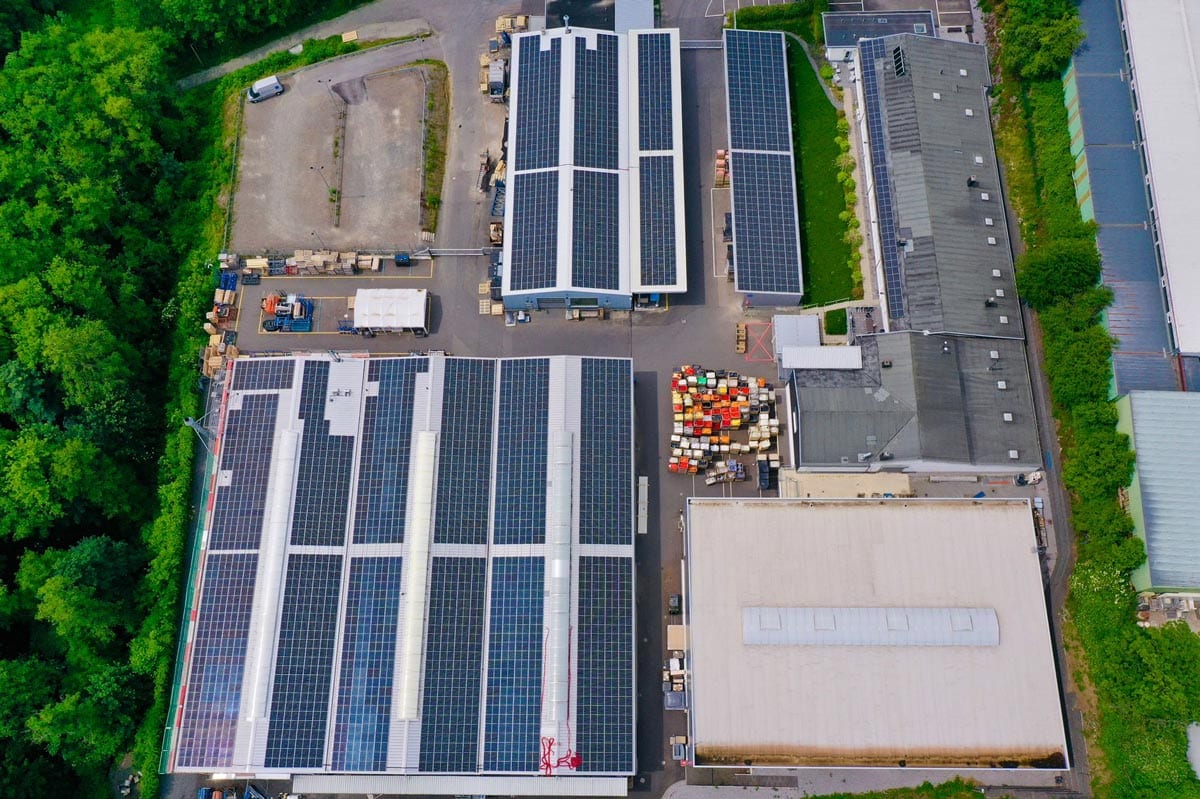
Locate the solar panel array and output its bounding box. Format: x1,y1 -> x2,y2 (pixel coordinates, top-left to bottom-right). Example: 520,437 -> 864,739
638,155 -> 677,287
265,553 -> 343,768
231,358 -> 295,391
494,359 -> 549,545
859,37 -> 906,318
574,34 -> 619,170
576,556 -> 634,772
174,553 -> 258,768
510,170 -> 559,291
725,29 -> 792,151
730,152 -> 804,294
331,557 -> 403,771
724,29 -> 804,297
291,361 -> 354,546
571,169 -> 621,290
435,359 -> 497,545
175,355 -> 636,778
484,556 -> 546,772
637,33 -> 674,151
580,358 -> 633,545
209,394 -> 278,550
514,36 -> 562,171
353,358 -> 426,544
419,557 -> 488,772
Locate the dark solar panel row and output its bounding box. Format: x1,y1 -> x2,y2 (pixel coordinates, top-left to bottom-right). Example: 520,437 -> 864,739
730,151 -> 803,294
574,33 -> 619,170
494,359 -> 549,545
419,557 -> 488,772
209,394 -> 278,551
575,556 -> 634,773
725,29 -> 791,152
637,32 -> 674,151
291,360 -> 355,547
331,557 -> 403,772
265,553 -> 343,768
638,155 -> 677,286
231,358 -> 295,391
515,36 -> 562,171
354,359 -> 426,544
435,359 -> 497,545
859,38 -> 906,317
510,171 -> 560,291
483,556 -> 545,772
571,169 -> 621,291
174,553 -> 258,768
579,359 -> 633,546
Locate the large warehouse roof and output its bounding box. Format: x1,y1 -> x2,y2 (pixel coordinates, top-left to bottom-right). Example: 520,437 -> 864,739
684,498 -> 1068,769
723,29 -> 804,302
503,26 -> 686,305
1119,391 -> 1200,592
168,354 -> 635,790
1063,0 -> 1178,392
788,332 -> 1041,472
857,35 -> 1020,337
1122,0 -> 1200,355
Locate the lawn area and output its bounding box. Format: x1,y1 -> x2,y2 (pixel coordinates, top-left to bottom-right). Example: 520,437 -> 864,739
784,38 -> 855,304
812,780 -> 985,799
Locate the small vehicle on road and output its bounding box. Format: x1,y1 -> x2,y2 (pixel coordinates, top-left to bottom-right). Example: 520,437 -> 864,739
247,75 -> 284,103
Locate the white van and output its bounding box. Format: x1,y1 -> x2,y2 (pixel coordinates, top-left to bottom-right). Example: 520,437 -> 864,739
247,75 -> 283,103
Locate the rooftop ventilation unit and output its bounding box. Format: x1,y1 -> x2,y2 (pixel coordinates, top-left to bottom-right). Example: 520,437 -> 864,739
995,288 -> 1005,298
981,192 -> 990,201
997,380 -> 1008,390
987,236 -> 997,245
985,217 -> 994,226
932,91 -> 942,100
1008,449 -> 1020,460
991,268 -> 1002,277
1003,412 -> 1014,422
965,108 -> 975,117
989,350 -> 1000,360
999,315 -> 1010,324
960,68 -> 969,77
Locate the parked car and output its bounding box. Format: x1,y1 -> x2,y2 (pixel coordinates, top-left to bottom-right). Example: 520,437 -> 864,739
247,75 -> 284,103
668,594 -> 682,615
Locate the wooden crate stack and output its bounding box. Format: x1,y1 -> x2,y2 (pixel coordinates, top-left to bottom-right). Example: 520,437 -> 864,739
666,365 -> 778,474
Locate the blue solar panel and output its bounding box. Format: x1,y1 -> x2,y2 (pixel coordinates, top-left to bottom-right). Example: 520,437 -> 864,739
574,34 -> 619,170
265,553 -> 343,768
730,151 -> 803,295
175,553 -> 258,768
576,556 -> 634,773
859,38 -> 906,318
354,358 -> 426,544
209,394 -> 278,550
420,557 -> 488,772
332,557 -> 403,771
231,358 -> 295,391
639,155 -> 677,286
637,33 -> 673,151
291,361 -> 354,546
436,359 -> 496,545
572,170 -> 621,290
580,359 -> 632,546
515,36 -> 562,171
510,171 -> 559,291
725,30 -> 791,151
483,556 -> 545,772
494,359 -> 548,545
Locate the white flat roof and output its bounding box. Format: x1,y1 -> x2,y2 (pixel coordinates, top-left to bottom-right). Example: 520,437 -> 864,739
781,345 -> 863,370
353,288 -> 427,329
1123,0 -> 1200,353
684,498 -> 1068,769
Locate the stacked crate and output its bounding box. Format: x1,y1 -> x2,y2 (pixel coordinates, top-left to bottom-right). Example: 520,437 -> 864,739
666,365 -> 780,474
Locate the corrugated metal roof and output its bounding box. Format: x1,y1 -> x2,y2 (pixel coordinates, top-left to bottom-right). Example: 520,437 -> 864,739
1128,391 -> 1200,589
773,313 -> 821,356
293,773 -> 630,796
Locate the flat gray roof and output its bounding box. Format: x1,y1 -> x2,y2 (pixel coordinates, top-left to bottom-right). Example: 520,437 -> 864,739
822,11 -> 936,48
791,332 -> 1040,470
685,498 -> 1068,769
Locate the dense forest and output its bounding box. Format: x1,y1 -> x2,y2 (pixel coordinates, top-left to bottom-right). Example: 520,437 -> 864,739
0,0 -> 367,795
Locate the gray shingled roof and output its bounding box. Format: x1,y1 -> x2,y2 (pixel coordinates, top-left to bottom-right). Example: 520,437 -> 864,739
793,332 -> 1040,468
867,35 -> 1022,338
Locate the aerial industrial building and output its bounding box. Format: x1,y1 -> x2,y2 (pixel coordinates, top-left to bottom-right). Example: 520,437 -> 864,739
723,29 -> 805,306
782,34 -> 1040,473
168,354 -> 636,796
502,26 -> 685,310
683,497 -> 1069,770
1117,391 -> 1200,595
821,11 -> 936,62
1061,0 -> 1179,392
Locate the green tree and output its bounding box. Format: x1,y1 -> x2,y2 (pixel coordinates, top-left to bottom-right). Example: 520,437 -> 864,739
1016,239 -> 1102,310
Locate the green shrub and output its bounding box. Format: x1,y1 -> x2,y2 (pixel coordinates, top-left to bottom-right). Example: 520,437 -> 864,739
1016,238 -> 1101,310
